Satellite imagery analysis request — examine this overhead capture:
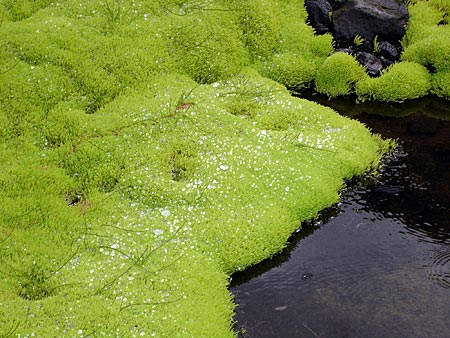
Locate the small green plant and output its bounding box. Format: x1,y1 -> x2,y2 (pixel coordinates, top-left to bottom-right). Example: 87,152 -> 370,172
101,0 -> 131,33
168,12 -> 249,83
221,72 -> 278,101
0,319 -> 20,338
161,142 -> 198,181
431,69 -> 450,98
231,0 -> 282,60
227,97 -> 258,117
353,34 -> 365,47
373,35 -> 381,53
17,262 -> 53,300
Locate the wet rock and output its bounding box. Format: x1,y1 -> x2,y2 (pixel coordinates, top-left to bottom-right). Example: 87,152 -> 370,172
379,55 -> 394,68
305,0 -> 333,34
333,0 -> 409,45
378,40 -> 400,59
357,52 -> 384,77
305,0 -> 409,77
334,47 -> 354,55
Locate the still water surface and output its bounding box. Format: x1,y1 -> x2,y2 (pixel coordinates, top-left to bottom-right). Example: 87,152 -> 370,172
230,97 -> 450,338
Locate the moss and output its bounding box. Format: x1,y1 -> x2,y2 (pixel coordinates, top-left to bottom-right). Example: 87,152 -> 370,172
0,0 -> 53,21
167,8 -> 250,83
396,0 -> 450,101
431,70 -> 450,98
230,0 -> 282,60
0,1 -> 394,337
260,52 -> 318,90
315,52 -> 368,97
302,0 -> 450,101
255,1 -> 333,89
402,35 -> 450,72
355,62 -> 432,102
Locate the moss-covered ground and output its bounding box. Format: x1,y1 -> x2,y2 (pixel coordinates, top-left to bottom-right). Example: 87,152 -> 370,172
0,1 -> 400,336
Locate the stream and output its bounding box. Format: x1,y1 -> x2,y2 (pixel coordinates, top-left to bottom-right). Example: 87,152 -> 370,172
230,95 -> 450,338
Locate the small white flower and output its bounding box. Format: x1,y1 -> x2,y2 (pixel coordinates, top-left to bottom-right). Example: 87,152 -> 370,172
285,187 -> 290,192
219,165 -> 229,171
111,243 -> 119,249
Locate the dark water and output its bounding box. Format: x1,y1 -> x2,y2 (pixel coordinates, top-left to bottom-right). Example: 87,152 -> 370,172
230,96 -> 450,338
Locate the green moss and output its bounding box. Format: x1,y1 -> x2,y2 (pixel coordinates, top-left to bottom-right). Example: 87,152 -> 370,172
0,1 -> 393,337
402,35 -> 450,72
230,0 -> 282,60
0,0 -> 53,21
255,0 -> 333,89
167,10 -> 249,83
355,62 -> 432,102
431,70 -> 450,98
260,52 -> 318,90
402,1 -> 444,45
315,52 -> 368,97
396,0 -> 450,101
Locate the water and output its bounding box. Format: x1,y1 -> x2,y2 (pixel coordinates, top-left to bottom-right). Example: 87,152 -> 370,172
230,96 -> 450,338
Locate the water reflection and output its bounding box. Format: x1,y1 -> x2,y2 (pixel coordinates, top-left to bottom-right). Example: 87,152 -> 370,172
231,98 -> 450,338
298,91 -> 450,120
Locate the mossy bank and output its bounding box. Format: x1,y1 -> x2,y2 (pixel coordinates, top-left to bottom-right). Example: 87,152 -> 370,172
0,0 -> 415,336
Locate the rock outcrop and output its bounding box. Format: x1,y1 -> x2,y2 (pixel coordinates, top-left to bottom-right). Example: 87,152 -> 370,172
305,0 -> 409,77
333,0 -> 409,45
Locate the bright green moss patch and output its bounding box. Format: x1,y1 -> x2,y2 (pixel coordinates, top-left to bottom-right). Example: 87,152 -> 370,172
402,35 -> 450,73
0,1 -> 393,337
260,52 -> 318,90
396,0 -> 450,101
315,52 -> 368,98
431,70 -> 450,98
355,62 -> 432,102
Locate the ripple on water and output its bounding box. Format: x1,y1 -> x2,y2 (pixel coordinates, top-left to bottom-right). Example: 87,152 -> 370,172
231,112 -> 450,338
429,246 -> 450,289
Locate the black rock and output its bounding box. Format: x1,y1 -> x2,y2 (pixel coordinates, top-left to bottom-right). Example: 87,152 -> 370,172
333,0 -> 409,45
305,0 -> 408,77
334,47 -> 354,54
380,55 -> 394,68
305,0 -> 333,34
378,40 -> 400,59
357,52 -> 384,77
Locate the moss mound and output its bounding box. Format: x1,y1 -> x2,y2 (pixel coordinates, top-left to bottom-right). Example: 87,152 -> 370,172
355,62 -> 432,102
0,1 -> 393,336
399,0 -> 450,101
315,52 -> 369,97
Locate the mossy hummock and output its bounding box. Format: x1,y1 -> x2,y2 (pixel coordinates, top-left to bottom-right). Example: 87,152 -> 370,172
0,1 -> 396,337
